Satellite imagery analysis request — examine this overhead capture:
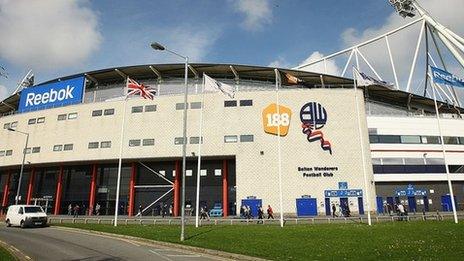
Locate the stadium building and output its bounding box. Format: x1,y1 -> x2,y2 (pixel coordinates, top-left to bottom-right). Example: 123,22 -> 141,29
0,64 -> 463,217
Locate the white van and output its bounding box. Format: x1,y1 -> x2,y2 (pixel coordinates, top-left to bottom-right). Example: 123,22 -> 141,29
5,205 -> 48,228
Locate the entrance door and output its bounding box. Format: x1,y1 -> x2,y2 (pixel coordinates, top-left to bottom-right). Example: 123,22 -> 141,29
407,196 -> 416,213
376,197 -> 383,214
358,197 -> 364,215
324,198 -> 331,216
340,198 -> 348,216
441,195 -> 457,212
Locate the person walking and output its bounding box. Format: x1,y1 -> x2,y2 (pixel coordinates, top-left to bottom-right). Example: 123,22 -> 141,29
73,204 -> 80,218
95,203 -> 101,216
257,206 -> 264,224
138,204 -> 142,216
397,203 -> 405,221
332,204 -> 338,218
267,205 -> 274,219
67,204 -> 73,215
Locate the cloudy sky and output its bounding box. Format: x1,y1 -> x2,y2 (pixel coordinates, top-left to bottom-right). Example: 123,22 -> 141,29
0,0 -> 463,100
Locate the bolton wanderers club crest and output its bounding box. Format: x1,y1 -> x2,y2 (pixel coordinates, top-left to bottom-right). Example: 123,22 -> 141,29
300,102 -> 332,154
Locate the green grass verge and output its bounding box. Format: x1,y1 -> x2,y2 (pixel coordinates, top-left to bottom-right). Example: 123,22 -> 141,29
57,221 -> 464,260
0,246 -> 15,261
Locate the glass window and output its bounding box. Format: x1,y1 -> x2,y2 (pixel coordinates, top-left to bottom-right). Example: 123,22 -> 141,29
53,145 -> 63,151
129,139 -> 141,147
240,135 -> 254,142
68,113 -> 78,119
186,170 -> 193,177
101,141 -> 111,148
404,158 -> 424,165
381,158 -> 404,165
400,135 -> 421,144
5,150 -> 12,156
3,123 -> 10,129
200,169 -> 207,176
239,100 -> 253,106
92,110 -> 103,117
57,114 -> 67,121
88,142 -> 99,149
145,105 -> 157,112
176,103 -> 187,110
32,147 -> 40,153
421,136 -> 440,144
142,139 -> 155,146
444,136 -> 459,144
189,136 -> 203,144
369,135 -> 379,143
63,144 -> 73,151
371,158 -> 382,164
28,118 -> 37,125
174,137 -> 185,145
459,137 -> 464,145
214,169 -> 222,176
24,148 -> 31,154
37,117 -> 45,124
10,122 -> 18,128
378,135 -> 401,143
0,151 -> 4,157
190,102 -> 202,109
131,106 -> 143,113
224,100 -> 237,107
425,158 -> 445,165
159,170 -> 165,176
104,109 -> 114,115
224,135 -> 238,143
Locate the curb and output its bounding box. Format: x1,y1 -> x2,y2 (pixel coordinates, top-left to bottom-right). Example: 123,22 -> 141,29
0,239 -> 31,261
53,226 -> 268,261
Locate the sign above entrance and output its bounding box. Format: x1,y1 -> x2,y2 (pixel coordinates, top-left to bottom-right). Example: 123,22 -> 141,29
262,103 -> 292,136
395,184 -> 427,196
324,189 -> 363,198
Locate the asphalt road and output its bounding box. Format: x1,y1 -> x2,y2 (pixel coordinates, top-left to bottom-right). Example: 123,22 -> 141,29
0,226 -> 228,261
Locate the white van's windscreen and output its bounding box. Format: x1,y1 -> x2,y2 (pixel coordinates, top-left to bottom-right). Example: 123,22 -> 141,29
24,207 -> 44,213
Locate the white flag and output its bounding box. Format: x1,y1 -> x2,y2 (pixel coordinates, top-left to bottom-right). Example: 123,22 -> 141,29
204,74 -> 235,98
353,68 -> 394,89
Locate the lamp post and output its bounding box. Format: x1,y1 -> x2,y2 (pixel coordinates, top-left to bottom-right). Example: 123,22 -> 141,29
151,42 -> 189,241
7,128 -> 29,205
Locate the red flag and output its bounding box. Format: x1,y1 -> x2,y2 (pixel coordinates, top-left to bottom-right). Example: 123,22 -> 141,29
126,78 -> 156,99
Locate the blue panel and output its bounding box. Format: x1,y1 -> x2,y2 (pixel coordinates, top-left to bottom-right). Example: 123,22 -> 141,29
358,197 -> 364,215
407,196 -> 416,212
18,76 -> 85,113
441,195 -> 456,212
241,199 -> 262,217
376,196 -> 383,214
296,198 -> 317,216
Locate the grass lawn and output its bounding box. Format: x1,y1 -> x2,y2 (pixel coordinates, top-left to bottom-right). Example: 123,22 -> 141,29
0,246 -> 15,261
57,221 -> 464,260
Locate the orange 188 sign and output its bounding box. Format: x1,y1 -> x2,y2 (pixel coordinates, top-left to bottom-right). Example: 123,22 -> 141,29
262,103 -> 292,136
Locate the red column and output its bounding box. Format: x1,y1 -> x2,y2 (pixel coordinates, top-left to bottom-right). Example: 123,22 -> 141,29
173,160 -> 181,217
2,170 -> 11,214
53,166 -> 64,215
26,168 -> 36,205
128,162 -> 136,216
222,159 -> 229,217
88,164 -> 98,215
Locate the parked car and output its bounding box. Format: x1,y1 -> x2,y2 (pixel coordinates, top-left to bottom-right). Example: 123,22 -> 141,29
5,205 -> 48,228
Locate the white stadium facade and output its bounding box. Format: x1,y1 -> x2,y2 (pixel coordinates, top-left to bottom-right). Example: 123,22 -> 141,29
0,63 -> 463,217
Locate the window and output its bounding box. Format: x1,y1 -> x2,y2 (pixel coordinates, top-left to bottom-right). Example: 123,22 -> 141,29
5,150 -> 12,156
190,137 -> 203,144
104,109 -> 114,115
92,110 -> 103,117
224,135 -> 238,143
37,117 -> 45,124
239,100 -> 253,106
200,169 -> 207,176
378,135 -> 401,143
159,170 -> 166,176
24,148 -> 31,154
53,145 -> 63,152
421,136 -> 440,144
129,139 -> 141,147
63,144 -> 74,151
100,141 -> 111,148
3,123 -> 10,129
57,114 -> 67,121
172,170 -> 176,177
0,151 -> 4,157
68,113 -> 78,119
224,100 -> 237,107
369,135 -> 379,143
459,137 -> 464,145
174,137 -> 185,145
214,169 -> 222,176
142,139 -> 155,146
176,103 -> 187,110
145,105 -> 157,112
28,118 -> 37,125
186,170 -> 193,177
190,102 -> 202,109
88,142 -> 99,149
444,136 -> 459,144
240,134 -> 254,142
32,147 -> 40,153
131,106 -> 143,113
400,135 -> 421,144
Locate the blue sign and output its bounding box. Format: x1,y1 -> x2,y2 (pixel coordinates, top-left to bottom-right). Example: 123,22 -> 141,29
338,182 -> 348,190
18,76 -> 85,113
395,184 -> 427,196
324,189 -> 363,198
431,66 -> 464,88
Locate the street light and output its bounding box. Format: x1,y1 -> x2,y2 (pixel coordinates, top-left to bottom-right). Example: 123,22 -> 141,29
7,128 -> 29,205
151,42 -> 189,241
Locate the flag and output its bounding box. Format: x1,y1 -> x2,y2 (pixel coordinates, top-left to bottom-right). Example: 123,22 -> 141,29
126,77 -> 156,99
353,68 -> 393,89
21,73 -> 34,87
278,71 -> 311,87
431,66 -> 464,88
204,74 -> 235,98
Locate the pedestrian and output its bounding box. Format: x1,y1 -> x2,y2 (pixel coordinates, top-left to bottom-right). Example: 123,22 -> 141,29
82,204 -> 87,216
95,203 -> 101,216
138,204 -> 142,216
332,204 -> 338,218
246,206 -> 252,219
73,204 -> 80,218
160,203 -> 165,218
240,205 -> 245,218
68,204 -> 73,215
397,203 -> 405,221
267,205 -> 274,219
169,204 -> 173,216
339,204 -> 344,217
257,206 -> 264,224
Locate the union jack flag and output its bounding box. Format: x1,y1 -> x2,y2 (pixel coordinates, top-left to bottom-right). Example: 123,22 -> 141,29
126,77 -> 156,99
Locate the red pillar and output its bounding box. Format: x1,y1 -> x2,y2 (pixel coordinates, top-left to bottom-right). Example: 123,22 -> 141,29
2,170 -> 11,214
128,162 -> 136,216
26,168 -> 36,205
173,160 -> 181,217
222,159 -> 229,217
88,164 -> 98,215
53,166 -> 64,215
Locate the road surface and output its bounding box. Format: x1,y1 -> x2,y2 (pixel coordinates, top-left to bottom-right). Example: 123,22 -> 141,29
0,226 -> 228,261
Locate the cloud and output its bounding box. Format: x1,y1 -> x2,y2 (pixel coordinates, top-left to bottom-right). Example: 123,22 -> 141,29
268,57 -> 292,68
298,51 -> 341,75
0,84 -> 8,100
0,0 -> 102,71
231,0 -> 272,31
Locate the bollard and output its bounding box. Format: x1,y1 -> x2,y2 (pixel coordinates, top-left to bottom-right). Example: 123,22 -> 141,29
140,219 -> 143,225
328,218 -> 331,224
168,219 -> 172,225
230,219 -> 233,225
214,220 -> 218,225
84,219 -> 87,224
72,218 -> 75,224
154,219 -> 156,225
98,219 -> 101,224
375,217 -> 379,223
60,219 -> 63,224
295,219 -> 298,225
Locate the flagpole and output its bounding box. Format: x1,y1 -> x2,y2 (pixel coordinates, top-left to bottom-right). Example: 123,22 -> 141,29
114,95 -> 128,227
274,69 -> 284,228
195,74 -> 205,228
430,75 -> 458,224
353,68 -> 372,226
